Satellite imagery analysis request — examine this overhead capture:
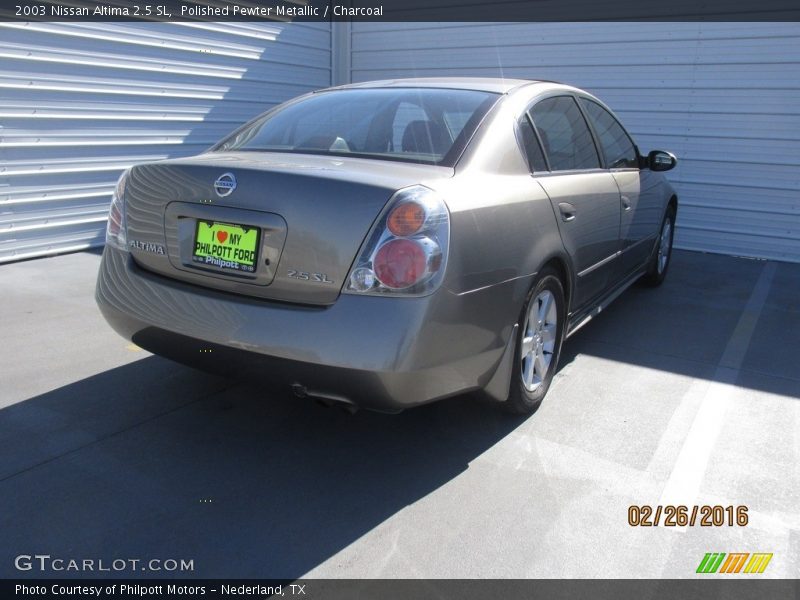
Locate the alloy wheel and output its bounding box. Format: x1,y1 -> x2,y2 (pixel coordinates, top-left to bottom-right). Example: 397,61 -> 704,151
520,290 -> 558,392
658,217 -> 673,274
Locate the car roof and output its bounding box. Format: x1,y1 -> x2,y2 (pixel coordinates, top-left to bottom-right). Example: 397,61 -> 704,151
322,77 -> 560,94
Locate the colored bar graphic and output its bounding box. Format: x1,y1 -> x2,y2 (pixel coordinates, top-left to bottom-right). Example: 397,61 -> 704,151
719,553 -> 749,573
744,553 -> 773,573
696,553 -> 713,573
697,552 -> 772,574
697,553 -> 726,573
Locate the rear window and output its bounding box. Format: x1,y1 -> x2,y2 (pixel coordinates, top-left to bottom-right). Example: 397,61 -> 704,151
214,88 -> 500,167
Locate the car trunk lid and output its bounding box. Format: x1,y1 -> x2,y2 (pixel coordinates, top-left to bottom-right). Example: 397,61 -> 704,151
124,152 -> 452,305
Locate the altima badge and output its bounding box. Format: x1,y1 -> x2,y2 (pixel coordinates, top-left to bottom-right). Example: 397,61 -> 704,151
214,172 -> 236,197
129,239 -> 166,255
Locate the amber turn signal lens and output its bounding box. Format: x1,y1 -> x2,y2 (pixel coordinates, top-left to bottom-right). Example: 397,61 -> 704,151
386,201 -> 426,237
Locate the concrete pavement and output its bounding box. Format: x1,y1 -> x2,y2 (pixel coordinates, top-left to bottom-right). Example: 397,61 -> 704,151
1,249 -> 798,578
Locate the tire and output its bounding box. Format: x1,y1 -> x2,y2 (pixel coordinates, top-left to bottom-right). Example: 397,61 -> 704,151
641,206 -> 676,287
503,268 -> 567,415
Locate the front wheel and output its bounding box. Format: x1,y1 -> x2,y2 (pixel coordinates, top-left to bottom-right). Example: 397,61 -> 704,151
503,269 -> 566,415
641,207 -> 676,287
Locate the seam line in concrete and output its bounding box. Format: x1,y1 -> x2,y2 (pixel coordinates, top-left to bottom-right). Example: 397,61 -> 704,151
578,336 -> 800,385
657,260 -> 777,511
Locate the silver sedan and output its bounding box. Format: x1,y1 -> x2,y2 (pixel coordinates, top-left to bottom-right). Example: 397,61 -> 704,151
96,77 -> 678,414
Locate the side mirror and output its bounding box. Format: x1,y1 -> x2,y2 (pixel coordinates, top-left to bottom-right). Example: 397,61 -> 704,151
648,150 -> 677,172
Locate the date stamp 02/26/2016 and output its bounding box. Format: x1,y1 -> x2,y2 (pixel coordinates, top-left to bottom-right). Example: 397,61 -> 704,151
628,504 -> 749,527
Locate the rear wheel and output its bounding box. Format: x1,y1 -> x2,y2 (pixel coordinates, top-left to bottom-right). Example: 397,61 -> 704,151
504,269 -> 566,415
641,207 -> 675,287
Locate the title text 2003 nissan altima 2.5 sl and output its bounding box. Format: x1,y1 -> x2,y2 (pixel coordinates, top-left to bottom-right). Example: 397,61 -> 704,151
96,77 -> 678,415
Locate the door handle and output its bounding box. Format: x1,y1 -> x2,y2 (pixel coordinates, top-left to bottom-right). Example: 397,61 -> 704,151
621,196 -> 632,211
558,202 -> 576,222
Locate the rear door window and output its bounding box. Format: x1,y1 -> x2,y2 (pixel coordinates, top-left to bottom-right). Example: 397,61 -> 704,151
530,96 -> 600,171
580,98 -> 638,169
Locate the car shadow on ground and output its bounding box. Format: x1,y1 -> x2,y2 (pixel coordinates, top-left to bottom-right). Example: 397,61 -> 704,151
0,356 -> 526,579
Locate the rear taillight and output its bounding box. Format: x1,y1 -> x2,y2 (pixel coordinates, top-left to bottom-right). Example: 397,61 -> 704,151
374,238 -> 428,289
344,185 -> 449,296
105,170 -> 129,251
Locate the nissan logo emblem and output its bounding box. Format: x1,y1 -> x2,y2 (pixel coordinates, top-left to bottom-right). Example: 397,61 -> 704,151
214,173 -> 236,197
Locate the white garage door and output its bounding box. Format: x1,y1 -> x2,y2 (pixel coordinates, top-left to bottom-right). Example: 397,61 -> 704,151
349,22 -> 800,262
0,22 -> 331,262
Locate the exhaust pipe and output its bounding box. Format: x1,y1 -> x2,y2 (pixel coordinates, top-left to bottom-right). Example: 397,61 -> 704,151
291,383 -> 359,414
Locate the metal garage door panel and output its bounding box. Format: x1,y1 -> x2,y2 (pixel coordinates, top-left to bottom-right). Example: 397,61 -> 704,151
349,22 -> 800,262
0,22 -> 331,263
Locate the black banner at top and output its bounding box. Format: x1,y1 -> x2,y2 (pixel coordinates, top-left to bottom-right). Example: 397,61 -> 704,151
1,0 -> 800,22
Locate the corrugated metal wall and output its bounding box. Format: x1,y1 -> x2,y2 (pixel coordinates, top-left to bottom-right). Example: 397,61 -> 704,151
0,21 -> 331,262
350,22 -> 800,262
3,22 -> 798,263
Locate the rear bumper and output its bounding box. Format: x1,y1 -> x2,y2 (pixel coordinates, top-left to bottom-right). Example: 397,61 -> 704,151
96,246 -> 528,411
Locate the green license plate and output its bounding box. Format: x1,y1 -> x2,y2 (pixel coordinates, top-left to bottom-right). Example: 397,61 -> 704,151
192,220 -> 260,273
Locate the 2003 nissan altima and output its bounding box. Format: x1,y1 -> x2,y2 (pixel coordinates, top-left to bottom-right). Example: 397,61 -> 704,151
96,78 -> 678,414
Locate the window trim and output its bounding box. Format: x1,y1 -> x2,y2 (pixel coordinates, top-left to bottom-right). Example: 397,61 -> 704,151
514,112 -> 550,173
525,112 -> 551,172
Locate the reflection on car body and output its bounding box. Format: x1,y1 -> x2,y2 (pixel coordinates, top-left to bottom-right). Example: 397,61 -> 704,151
96,77 -> 678,414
